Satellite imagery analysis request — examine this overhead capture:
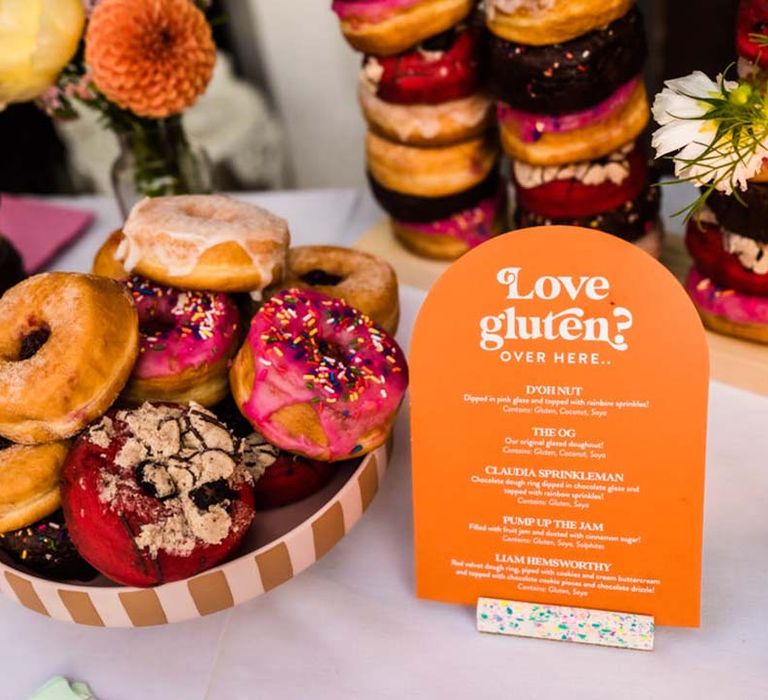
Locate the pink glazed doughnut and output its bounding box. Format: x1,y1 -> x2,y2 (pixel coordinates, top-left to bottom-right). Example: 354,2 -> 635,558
122,276 -> 242,407
229,289 -> 408,461
685,267 -> 768,344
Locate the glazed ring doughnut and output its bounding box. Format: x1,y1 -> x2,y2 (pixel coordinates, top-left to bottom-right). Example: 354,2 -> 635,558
366,130 -> 498,197
272,246 -> 400,335
0,273 -> 139,444
485,0 -> 634,46
499,80 -> 649,166
332,0 -> 475,56
230,289 -> 409,462
92,229 -> 129,280
121,276 -> 242,407
117,194 -> 290,295
0,438 -> 69,533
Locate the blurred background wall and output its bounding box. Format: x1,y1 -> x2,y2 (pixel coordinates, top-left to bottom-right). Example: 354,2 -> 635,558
0,0 -> 740,194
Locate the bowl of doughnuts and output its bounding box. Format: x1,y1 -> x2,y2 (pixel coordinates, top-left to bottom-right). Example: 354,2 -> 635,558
0,194 -> 408,626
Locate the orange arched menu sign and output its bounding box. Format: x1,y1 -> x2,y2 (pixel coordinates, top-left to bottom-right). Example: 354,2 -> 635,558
410,227 -> 709,627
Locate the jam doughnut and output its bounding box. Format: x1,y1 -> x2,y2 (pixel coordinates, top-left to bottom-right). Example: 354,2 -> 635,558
61,403 -> 255,586
230,289 -> 408,462
485,0 -> 633,46
273,246 -> 400,334
0,510 -> 97,582
0,273 -> 139,444
0,236 -> 25,297
488,7 -> 647,114
117,194 -> 290,295
366,130 -> 498,197
0,437 -> 69,533
686,213 -> 768,297
92,229 -> 129,280
121,276 -> 242,407
331,0 -> 475,56
498,79 -> 649,165
685,267 -> 768,344
359,26 -> 493,146
214,398 -> 338,509
512,143 -> 648,219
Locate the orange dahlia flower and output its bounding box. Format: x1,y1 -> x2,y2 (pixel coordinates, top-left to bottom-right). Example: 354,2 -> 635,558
85,0 -> 216,118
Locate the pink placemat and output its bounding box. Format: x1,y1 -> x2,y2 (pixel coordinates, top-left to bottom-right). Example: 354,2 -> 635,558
0,194 -> 95,272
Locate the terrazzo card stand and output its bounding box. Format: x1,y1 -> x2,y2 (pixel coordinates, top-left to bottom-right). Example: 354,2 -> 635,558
356,219 -> 768,396
408,227 -> 708,650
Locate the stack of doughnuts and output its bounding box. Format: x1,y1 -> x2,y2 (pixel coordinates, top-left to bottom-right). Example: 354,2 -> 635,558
486,0 -> 662,256
684,0 -> 768,343
332,2 -> 506,259
0,194 -> 409,586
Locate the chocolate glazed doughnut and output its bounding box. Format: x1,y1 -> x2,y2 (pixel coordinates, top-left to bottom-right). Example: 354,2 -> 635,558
368,166 -> 500,222
515,183 -> 660,243
488,6 -> 646,113
708,183 -> 768,243
0,236 -> 25,296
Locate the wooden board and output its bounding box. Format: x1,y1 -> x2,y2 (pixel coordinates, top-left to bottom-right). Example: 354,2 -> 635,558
355,218 -> 768,397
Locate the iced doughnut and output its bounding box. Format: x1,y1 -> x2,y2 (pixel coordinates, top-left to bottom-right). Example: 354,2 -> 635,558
116,194 -> 289,295
230,289 -> 408,462
122,276 -> 242,407
685,267 -> 768,344
331,0 -> 474,56
61,402 -> 255,586
485,0 -> 633,46
272,246 -> 400,334
0,273 -> 139,444
497,79 -> 649,165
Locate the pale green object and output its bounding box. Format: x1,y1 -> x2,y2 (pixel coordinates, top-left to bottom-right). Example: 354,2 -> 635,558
28,676 -> 96,700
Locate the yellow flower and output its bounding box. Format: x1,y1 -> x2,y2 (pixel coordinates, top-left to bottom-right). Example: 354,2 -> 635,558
0,0 -> 85,108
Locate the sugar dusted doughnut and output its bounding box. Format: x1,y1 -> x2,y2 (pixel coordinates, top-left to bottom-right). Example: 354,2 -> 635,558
117,194 -> 289,294
230,289 -> 408,462
273,246 -> 400,334
366,130 -> 498,197
0,438 -> 70,533
0,273 -> 139,444
61,402 -> 255,586
122,276 -> 242,407
332,0 -> 474,56
485,0 -> 633,46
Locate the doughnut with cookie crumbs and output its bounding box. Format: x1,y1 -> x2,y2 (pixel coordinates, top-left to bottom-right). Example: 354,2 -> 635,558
61,402 -> 255,587
230,289 -> 408,462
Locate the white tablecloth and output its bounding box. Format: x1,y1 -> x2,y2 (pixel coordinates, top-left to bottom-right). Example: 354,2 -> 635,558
2,189 -> 767,700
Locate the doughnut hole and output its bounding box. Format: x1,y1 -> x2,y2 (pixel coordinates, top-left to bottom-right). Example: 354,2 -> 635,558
18,327 -> 51,360
139,314 -> 176,339
299,269 -> 344,287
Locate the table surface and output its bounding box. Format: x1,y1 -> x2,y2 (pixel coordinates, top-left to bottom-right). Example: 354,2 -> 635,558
3,189 -> 767,700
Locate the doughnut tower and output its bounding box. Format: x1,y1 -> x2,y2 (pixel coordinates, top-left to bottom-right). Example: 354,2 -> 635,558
486,0 -> 663,257
684,0 -> 768,344
330,1 -> 506,260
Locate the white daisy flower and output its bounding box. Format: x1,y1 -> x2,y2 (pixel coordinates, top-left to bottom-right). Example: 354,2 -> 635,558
652,71 -> 768,196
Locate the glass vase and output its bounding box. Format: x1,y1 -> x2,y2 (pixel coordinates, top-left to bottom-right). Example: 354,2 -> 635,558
110,115 -> 213,217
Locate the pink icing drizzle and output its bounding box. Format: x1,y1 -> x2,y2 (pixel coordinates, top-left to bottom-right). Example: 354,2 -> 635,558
397,188 -> 505,248
686,268 -> 768,325
240,288 -> 408,461
497,79 -> 638,143
126,276 -> 241,380
331,0 -> 424,22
